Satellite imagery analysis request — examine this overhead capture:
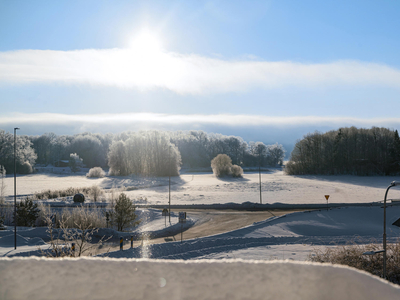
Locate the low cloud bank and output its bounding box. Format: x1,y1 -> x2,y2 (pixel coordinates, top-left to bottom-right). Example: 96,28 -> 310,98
1,49 -> 400,94
2,112 -> 400,128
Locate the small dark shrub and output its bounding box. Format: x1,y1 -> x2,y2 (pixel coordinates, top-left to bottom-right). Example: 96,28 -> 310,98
19,162 -> 33,174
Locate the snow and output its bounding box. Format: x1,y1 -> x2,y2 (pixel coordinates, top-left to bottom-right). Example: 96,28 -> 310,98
1,257 -> 399,300
105,206 -> 400,260
4,169 -> 400,205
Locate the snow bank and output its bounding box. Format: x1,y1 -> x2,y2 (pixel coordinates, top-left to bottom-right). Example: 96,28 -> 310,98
0,258 -> 399,300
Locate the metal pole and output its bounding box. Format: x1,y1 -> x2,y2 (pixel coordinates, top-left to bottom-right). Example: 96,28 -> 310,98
168,146 -> 171,223
14,127 -> 19,250
383,184 -> 392,279
181,222 -> 183,243
259,165 -> 262,204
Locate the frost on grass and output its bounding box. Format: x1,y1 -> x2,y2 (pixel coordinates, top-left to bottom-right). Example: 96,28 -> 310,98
309,240 -> 400,284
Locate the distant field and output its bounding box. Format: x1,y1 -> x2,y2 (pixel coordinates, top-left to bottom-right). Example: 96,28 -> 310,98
3,170 -> 400,205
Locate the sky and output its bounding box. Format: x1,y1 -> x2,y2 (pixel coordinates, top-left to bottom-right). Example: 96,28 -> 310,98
1,0 -> 400,151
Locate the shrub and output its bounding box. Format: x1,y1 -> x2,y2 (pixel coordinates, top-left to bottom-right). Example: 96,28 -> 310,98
88,185 -> 104,203
309,241 -> 400,284
40,206 -> 109,257
211,154 -> 232,177
86,167 -> 106,178
19,161 -> 33,174
15,197 -> 40,226
59,205 -> 106,229
231,165 -> 243,177
109,193 -> 140,231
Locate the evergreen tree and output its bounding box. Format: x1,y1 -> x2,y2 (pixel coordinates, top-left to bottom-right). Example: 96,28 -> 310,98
15,198 -> 40,227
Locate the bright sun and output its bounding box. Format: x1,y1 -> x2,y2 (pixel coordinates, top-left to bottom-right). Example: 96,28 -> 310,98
129,29 -> 163,55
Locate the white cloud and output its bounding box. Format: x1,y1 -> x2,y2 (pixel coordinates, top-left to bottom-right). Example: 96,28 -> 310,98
1,49 -> 400,94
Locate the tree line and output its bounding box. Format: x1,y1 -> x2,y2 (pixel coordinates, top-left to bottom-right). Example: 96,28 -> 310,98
286,127 -> 400,175
0,129 -> 286,176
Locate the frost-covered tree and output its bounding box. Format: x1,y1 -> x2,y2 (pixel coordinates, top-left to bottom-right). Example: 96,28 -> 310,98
69,134 -> 106,168
108,131 -> 181,176
0,130 -> 37,174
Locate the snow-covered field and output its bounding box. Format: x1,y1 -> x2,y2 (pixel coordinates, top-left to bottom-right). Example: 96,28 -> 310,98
3,169 -> 400,205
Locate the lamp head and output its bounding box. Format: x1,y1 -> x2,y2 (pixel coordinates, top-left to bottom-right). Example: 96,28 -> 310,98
391,181 -> 400,187
14,127 -> 20,130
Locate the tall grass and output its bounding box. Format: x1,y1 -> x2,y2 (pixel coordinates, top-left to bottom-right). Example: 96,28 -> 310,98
59,206 -> 106,229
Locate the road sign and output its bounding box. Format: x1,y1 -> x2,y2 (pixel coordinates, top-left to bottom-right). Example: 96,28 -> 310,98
179,212 -> 186,223
325,195 -> 330,200
162,208 -> 168,216
179,212 -> 187,243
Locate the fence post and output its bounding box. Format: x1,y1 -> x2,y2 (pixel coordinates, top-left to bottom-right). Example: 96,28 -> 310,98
120,237 -> 123,251
131,236 -> 133,248
71,243 -> 75,257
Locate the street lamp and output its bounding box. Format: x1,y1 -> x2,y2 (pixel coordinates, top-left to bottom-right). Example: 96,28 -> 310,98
382,181 -> 400,279
168,145 -> 172,223
14,127 -> 20,250
259,153 -> 262,204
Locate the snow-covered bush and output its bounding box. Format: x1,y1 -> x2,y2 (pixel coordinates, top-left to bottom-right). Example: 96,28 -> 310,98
211,154 -> 232,177
86,167 -> 106,178
231,164 -> 243,177
60,206 -> 106,229
41,206 -> 109,257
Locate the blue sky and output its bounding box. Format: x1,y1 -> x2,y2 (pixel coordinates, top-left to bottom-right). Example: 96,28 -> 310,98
1,0 -> 400,149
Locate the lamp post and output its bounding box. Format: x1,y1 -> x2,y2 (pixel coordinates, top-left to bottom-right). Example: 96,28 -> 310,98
14,127 -> 19,250
382,181 -> 399,279
259,162 -> 262,204
168,145 -> 171,223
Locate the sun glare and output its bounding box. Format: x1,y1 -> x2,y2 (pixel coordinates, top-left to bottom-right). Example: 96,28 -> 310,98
129,30 -> 163,55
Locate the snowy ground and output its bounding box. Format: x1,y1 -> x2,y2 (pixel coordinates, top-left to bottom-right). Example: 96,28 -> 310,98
3,169 -> 400,205
105,205 -> 400,261
1,258 -> 400,300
